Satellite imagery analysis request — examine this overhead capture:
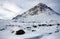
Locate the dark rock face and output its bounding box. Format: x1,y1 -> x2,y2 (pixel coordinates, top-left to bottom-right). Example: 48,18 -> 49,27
26,27 -> 31,30
47,24 -> 53,26
33,25 -> 37,28
11,31 -> 14,33
57,24 -> 60,26
55,30 -> 59,33
0,28 -> 5,31
32,30 -> 36,32
29,3 -> 48,12
16,30 -> 25,35
41,24 -> 47,26
48,33 -> 52,34
12,15 -> 22,20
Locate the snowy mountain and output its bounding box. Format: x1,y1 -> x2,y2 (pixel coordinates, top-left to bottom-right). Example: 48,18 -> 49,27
0,3 -> 60,39
12,3 -> 60,23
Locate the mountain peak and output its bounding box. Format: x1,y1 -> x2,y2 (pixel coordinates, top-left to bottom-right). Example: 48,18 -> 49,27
38,3 -> 53,10
37,3 -> 48,11
12,3 -> 59,22
29,3 -> 53,12
37,3 -> 47,7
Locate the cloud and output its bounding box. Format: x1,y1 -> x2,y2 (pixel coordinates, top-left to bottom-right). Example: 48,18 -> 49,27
7,0 -> 59,12
0,7 -> 15,19
2,2 -> 22,13
0,1 -> 24,19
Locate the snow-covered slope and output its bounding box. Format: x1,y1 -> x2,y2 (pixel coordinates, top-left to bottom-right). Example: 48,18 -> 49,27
0,23 -> 60,39
12,3 -> 60,23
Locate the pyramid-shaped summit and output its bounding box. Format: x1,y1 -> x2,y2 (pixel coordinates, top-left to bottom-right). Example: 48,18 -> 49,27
12,3 -> 60,23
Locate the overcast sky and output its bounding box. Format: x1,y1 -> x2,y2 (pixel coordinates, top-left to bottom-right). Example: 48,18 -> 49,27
0,0 -> 60,19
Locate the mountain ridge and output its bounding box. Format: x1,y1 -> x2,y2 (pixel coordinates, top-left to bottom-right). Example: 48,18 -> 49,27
12,3 -> 60,23
12,3 -> 54,20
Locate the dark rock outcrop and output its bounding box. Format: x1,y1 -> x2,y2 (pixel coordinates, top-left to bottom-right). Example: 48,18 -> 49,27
16,30 -> 25,35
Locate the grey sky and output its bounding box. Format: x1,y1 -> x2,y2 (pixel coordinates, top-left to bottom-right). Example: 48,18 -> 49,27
0,0 -> 60,19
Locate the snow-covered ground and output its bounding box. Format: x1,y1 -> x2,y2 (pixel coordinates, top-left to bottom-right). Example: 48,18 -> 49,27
0,23 -> 60,39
